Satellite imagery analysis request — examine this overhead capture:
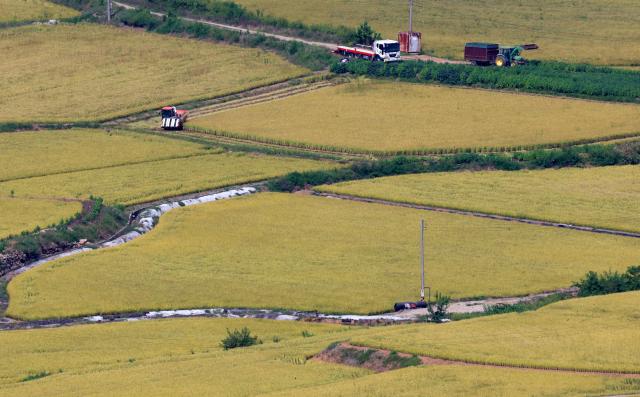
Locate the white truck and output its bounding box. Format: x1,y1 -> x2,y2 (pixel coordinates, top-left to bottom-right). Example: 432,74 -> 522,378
335,39 -> 401,62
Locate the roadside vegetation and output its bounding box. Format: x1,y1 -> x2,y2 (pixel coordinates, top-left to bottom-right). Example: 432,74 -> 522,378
7,193 -> 639,319
352,291 -> 640,373
0,23 -> 306,123
318,164 -> 640,233
233,0 -> 640,66
190,80 -> 640,154
0,0 -> 77,23
575,266 -> 640,297
333,60 -> 640,104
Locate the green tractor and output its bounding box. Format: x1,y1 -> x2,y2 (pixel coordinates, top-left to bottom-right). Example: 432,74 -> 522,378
495,44 -> 539,67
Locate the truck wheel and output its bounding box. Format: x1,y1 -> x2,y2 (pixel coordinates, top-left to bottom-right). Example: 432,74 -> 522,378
495,55 -> 506,67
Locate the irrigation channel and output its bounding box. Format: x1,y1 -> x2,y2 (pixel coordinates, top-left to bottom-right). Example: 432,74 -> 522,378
6,182 -> 627,330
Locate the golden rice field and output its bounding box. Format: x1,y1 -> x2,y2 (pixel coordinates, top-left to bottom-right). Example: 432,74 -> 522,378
0,129 -> 209,182
0,316 -> 636,396
235,0 -> 640,65
0,197 -> 81,239
8,193 -> 639,319
318,165 -> 640,233
353,291 -> 640,373
0,153 -> 336,205
269,365 -> 640,397
0,0 -> 77,22
191,80 -> 640,153
0,317 -> 346,386
0,23 -> 306,123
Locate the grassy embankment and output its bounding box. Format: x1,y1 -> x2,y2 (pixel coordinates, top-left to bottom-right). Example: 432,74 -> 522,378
7,193 -> 639,319
317,164 -> 640,233
190,80 -> 640,154
0,0 -> 77,23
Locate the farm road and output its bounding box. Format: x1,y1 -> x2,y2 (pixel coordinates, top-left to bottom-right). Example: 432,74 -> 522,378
113,0 -> 464,64
314,192 -> 640,239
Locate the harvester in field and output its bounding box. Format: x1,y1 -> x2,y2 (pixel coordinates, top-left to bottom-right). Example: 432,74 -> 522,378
464,42 -> 539,66
160,106 -> 188,130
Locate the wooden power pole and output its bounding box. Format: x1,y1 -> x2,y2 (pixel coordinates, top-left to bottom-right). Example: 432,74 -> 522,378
408,0 -> 414,33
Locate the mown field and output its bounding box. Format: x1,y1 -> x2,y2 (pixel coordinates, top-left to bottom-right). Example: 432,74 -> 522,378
0,129 -> 209,182
235,0 -> 640,66
0,23 -> 306,123
191,80 -> 640,153
0,197 -> 81,240
1,152 -> 336,205
0,0 -> 77,22
318,165 -> 640,233
353,291 -> 640,373
8,193 -> 639,319
0,316 -> 637,396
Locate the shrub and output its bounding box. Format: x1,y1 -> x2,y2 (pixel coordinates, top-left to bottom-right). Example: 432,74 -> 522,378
220,327 -> 262,350
574,266 -> 640,297
427,292 -> 450,323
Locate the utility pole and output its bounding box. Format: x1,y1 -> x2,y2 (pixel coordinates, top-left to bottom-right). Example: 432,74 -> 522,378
408,0 -> 414,33
420,219 -> 425,301
106,0 -> 112,23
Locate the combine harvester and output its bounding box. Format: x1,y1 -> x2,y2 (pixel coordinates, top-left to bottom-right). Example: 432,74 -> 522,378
464,42 -> 539,66
335,39 -> 402,62
160,106 -> 188,130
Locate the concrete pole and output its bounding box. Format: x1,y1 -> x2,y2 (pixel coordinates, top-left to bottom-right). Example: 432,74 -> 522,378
106,0 -> 112,23
409,0 -> 413,33
420,219 -> 425,301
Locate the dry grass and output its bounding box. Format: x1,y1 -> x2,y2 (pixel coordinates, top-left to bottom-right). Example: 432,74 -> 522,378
352,291 -> 640,373
0,129 -> 209,182
235,0 -> 640,65
0,0 -> 77,22
0,153 -> 337,205
318,165 -> 640,233
0,23 -> 306,123
191,80 -> 640,152
7,193 -> 639,319
0,197 -> 81,239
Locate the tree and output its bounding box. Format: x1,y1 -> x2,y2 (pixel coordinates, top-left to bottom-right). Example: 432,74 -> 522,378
354,21 -> 381,45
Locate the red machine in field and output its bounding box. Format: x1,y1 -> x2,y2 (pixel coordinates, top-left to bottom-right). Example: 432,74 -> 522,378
464,42 -> 538,66
160,106 -> 189,130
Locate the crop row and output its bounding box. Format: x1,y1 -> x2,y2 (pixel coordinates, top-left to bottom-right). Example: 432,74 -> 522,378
332,60 -> 640,103
187,125 -> 640,157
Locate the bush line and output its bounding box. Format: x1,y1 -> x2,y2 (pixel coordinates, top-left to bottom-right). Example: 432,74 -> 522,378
268,141 -> 640,192
332,59 -> 640,103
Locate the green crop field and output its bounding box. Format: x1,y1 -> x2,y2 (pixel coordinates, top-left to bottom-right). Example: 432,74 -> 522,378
0,197 -> 81,239
0,23 -> 306,123
0,316 -> 637,396
0,0 -> 77,22
353,291 -> 640,373
0,153 -> 337,205
191,80 -> 640,153
0,129 -> 209,182
318,165 -> 640,233
7,193 -> 639,319
235,0 -> 640,66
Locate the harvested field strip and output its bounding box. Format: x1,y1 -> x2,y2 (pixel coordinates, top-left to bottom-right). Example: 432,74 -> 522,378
190,80 -> 640,153
0,154 -> 337,205
351,291 -> 640,373
317,165 -> 640,234
0,0 -> 77,23
0,197 -> 81,240
234,0 -> 640,66
0,23 -> 306,123
7,193 -> 639,319
0,129 -> 211,182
